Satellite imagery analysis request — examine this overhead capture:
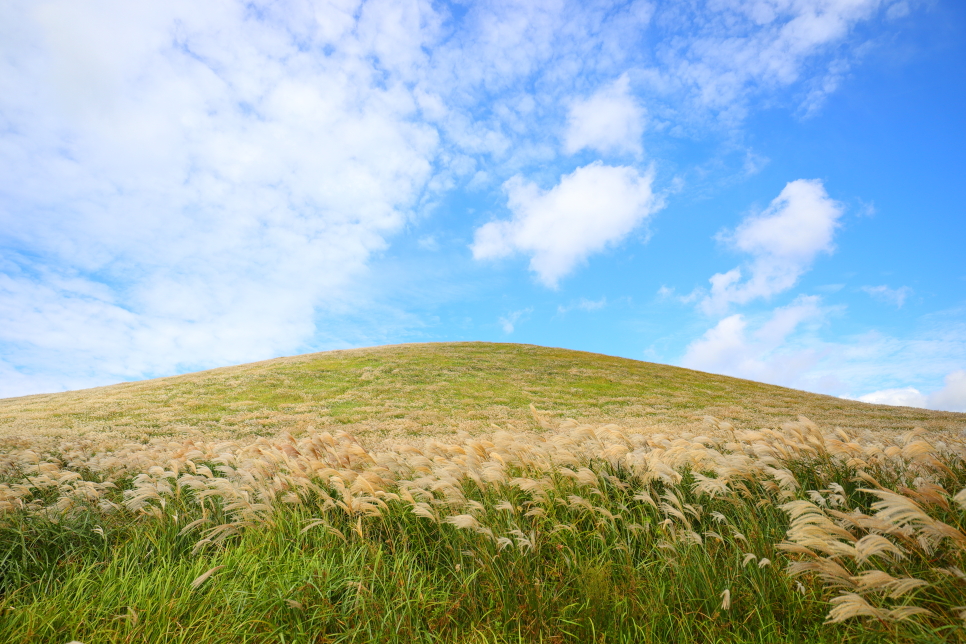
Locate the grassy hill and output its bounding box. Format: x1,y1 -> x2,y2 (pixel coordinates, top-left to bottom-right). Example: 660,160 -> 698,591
2,343 -> 965,643
1,342 -> 962,448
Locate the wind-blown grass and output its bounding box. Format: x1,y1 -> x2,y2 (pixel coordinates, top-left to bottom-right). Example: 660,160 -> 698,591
2,410 -> 964,643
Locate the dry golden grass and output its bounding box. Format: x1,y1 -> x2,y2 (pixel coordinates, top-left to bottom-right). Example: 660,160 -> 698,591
2,407 -> 965,631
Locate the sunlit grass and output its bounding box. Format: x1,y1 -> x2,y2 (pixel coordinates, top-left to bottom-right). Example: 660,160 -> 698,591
2,343 -> 962,447
2,410 -> 964,643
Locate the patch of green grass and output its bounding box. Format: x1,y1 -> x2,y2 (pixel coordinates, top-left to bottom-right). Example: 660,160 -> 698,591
0,496 -> 886,643
2,445 -> 963,643
3,343 -> 964,446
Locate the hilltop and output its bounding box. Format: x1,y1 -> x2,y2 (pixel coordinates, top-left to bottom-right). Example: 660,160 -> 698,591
2,343 -> 966,642
1,342 -> 962,447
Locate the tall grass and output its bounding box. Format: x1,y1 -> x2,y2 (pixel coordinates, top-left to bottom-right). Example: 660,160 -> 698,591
1,412 -> 964,642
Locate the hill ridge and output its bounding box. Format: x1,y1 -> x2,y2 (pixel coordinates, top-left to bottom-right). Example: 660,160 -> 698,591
1,342 -> 962,446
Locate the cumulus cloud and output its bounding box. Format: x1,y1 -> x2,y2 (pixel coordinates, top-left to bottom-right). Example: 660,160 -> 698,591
679,299 -> 966,402
856,370 -> 966,412
0,0 -> 914,396
0,0 -> 439,395
862,285 -> 912,308
700,179 -> 843,314
681,295 -> 826,387
564,75 -> 645,156
929,370 -> 966,412
471,162 -> 660,288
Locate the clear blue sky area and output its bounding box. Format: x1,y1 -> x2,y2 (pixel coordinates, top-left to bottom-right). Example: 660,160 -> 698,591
1,1 -> 964,411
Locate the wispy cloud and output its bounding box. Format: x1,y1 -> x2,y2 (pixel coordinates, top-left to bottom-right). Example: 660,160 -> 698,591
648,0 -> 890,124
499,308 -> 533,335
557,297 -> 607,314
816,284 -> 845,293
0,0 -> 442,394
417,235 -> 440,251
680,300 -> 966,405
862,285 -> 912,308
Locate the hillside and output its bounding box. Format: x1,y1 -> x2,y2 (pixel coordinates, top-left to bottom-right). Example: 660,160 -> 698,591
1,342 -> 962,447
2,343 -> 966,642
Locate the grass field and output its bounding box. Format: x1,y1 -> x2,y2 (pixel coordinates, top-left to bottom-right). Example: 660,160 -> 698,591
1,342 -> 961,446
1,343 -> 965,643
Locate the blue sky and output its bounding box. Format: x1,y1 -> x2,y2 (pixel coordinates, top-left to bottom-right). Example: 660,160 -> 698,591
1,0 -> 964,411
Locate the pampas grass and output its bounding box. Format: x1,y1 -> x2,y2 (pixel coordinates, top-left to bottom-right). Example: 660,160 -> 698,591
1,408 -> 964,642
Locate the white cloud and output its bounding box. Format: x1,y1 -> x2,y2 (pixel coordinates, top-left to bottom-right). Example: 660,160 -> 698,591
0,0 -> 920,396
856,387 -> 927,407
471,162 -> 660,288
816,284 -> 845,293
557,297 -> 607,314
807,308 -> 966,398
681,295 -> 826,388
0,0 -> 439,396
856,371 -> 966,412
653,0 -> 890,122
679,298 -> 966,404
499,308 -> 532,334
577,297 -> 607,311
564,75 -> 645,156
418,235 -> 440,251
928,370 -> 966,412
862,285 -> 912,308
886,1 -> 912,21
700,179 -> 843,314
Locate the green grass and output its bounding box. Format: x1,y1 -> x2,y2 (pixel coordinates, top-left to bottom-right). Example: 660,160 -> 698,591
2,443 -> 964,642
2,343 -> 963,446
0,487 -> 888,642
2,343 -> 965,642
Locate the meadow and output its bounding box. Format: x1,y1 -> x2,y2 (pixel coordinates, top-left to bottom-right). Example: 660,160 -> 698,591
1,343 -> 964,643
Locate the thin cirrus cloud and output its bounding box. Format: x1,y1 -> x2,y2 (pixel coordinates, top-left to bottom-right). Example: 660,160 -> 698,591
471,162 -> 661,288
558,297 -> 608,315
653,0 -> 894,122
862,285 -> 913,308
699,179 -> 844,315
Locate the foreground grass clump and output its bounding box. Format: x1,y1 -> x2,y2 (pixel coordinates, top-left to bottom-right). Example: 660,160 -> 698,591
1,413 -> 965,643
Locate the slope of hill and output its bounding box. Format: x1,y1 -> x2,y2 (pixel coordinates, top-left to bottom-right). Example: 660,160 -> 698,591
2,343 -> 965,642
1,342 -> 963,447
